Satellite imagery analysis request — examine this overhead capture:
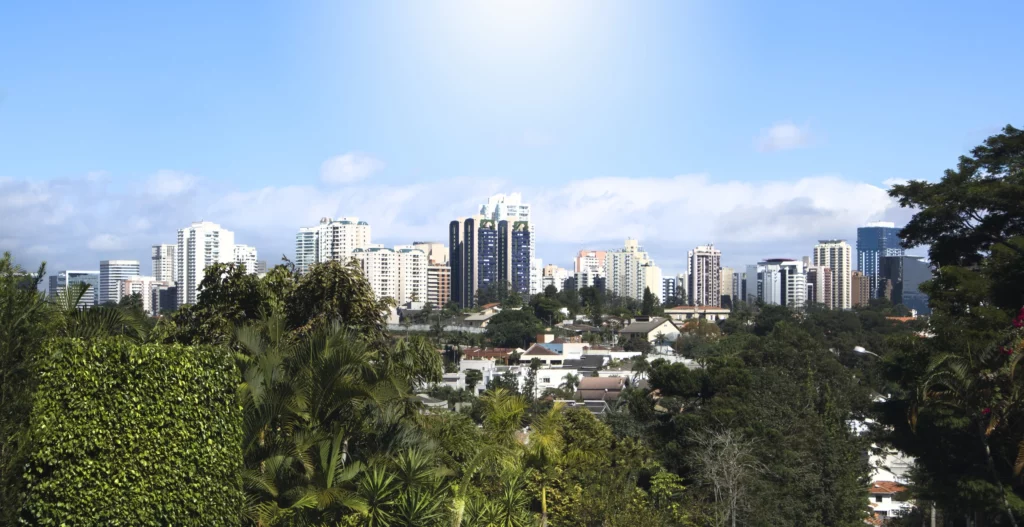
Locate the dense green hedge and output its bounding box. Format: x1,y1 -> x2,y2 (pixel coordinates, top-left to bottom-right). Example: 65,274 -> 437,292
20,338 -> 243,525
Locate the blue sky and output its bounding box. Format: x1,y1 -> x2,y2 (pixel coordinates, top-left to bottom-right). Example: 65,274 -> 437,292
1,1 -> 1022,276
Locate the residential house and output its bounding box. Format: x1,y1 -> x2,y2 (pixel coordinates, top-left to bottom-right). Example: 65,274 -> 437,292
664,305 -> 731,323
867,481 -> 912,524
576,376 -> 627,402
618,317 -> 681,343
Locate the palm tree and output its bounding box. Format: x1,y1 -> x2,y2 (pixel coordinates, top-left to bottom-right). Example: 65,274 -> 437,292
526,403 -> 565,527
559,373 -> 580,395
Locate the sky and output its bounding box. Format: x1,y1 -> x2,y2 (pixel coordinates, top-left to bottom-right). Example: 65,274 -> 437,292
1,1 -> 1022,277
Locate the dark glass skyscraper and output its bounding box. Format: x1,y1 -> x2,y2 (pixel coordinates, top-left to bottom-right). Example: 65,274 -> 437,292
508,221 -> 531,295
879,255 -> 932,314
449,217 -> 532,308
477,220 -> 499,294
857,222 -> 904,299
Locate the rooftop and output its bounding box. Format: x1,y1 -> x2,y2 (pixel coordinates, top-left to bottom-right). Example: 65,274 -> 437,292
868,481 -> 907,495
620,318 -> 675,334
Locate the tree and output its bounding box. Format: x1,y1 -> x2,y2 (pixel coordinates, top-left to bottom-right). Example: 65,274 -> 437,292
621,335 -> 653,353
523,358 -> 542,402
641,286 -> 660,316
287,260 -> 391,339
465,369 -> 484,394
485,309 -> 543,349
530,294 -> 565,326
544,284 -> 558,298
689,429 -> 761,527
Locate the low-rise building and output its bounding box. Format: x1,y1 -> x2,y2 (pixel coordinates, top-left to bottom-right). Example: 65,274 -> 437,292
664,305 -> 731,323
576,377 -> 627,402
618,317 -> 681,343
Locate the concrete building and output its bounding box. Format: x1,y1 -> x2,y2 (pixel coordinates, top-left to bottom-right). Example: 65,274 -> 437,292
352,244 -> 428,306
720,267 -> 734,307
233,244 -> 258,275
732,270 -> 745,305
256,260 -> 267,274
879,255 -> 932,314
857,222 -> 904,299
687,244 -> 721,307
176,221 -> 236,306
755,259 -> 806,308
851,270 -> 870,307
542,265 -> 571,292
99,260 -> 140,305
814,240 -> 852,310
295,217 -> 372,274
412,242 -> 449,266
427,265 -> 451,307
745,265 -> 759,304
806,266 -> 833,307
48,270 -> 100,308
604,239 -> 663,302
119,276 -> 174,315
662,276 -> 677,304
575,250 -> 607,274
151,244 -> 176,283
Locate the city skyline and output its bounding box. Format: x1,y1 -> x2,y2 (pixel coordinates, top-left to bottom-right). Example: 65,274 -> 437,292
4,2 -> 1019,276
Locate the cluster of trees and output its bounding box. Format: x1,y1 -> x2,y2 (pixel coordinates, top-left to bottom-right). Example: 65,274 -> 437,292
1,125 -> 1022,525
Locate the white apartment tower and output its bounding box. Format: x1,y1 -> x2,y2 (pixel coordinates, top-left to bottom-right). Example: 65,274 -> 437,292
295,217 -> 371,274
177,221 -> 236,306
99,260 -> 140,305
813,240 -> 852,310
688,245 -> 722,307
756,259 -> 806,309
151,244 -> 176,283
351,245 -> 428,306
233,244 -> 258,274
604,239 -> 662,301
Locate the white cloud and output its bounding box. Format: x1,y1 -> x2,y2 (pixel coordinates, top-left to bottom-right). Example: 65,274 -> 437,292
0,168 -> 906,276
756,121 -> 814,152
146,170 -> 198,196
87,234 -> 123,251
320,153 -> 385,184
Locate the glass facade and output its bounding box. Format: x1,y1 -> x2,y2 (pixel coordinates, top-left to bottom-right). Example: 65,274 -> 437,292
509,221 -> 531,295
477,220 -> 498,294
879,255 -> 932,314
857,224 -> 904,299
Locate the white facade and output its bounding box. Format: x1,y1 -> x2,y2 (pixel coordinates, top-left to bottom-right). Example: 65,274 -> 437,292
575,250 -> 607,274
176,221 -> 236,306
720,267 -> 734,306
119,276 -> 173,315
151,244 -> 176,283
352,245 -> 428,306
757,259 -> 806,309
529,257 -> 543,295
575,268 -> 605,289
542,264 -> 571,292
814,240 -> 853,310
99,260 -> 140,305
688,245 -> 722,307
604,239 -> 662,301
48,270 -> 99,309
233,244 -> 258,274
412,242 -> 449,266
295,217 -> 372,274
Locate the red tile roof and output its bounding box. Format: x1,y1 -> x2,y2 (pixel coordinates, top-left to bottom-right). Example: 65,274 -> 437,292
481,303 -> 500,309
462,347 -> 516,359
868,481 -> 907,495
522,344 -> 559,356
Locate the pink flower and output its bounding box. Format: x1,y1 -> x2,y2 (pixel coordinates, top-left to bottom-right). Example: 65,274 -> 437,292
1001,346 -> 1015,356
982,408 -> 992,416
1014,307 -> 1024,328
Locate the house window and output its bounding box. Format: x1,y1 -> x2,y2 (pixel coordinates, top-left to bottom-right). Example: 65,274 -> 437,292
541,378 -> 550,383
872,494 -> 885,502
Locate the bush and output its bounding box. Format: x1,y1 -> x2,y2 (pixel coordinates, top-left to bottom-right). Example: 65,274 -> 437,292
20,338 -> 243,525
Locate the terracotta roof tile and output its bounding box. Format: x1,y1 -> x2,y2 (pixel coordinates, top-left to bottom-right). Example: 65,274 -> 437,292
868,481 -> 907,494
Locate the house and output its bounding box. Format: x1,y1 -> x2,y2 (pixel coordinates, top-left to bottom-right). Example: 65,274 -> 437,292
664,305 -> 731,323
413,394 -> 448,413
461,347 -> 517,362
576,376 -> 627,402
464,311 -> 497,328
520,343 -> 564,365
867,481 -> 912,523
618,317 -> 681,343
555,399 -> 610,416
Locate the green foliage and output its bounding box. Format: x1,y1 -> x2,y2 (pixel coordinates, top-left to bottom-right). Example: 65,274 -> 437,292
485,309 -> 543,349
20,337 -> 243,525
641,286 -> 662,316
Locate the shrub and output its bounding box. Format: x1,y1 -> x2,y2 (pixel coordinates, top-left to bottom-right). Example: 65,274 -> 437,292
20,338 -> 243,525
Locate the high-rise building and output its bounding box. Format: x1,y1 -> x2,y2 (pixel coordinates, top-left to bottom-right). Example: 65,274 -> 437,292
806,266 -> 833,307
99,260 -> 140,305
542,265 -> 571,292
880,255 -> 932,314
151,244 -> 176,283
119,276 -> 174,315
412,242 -> 449,266
662,277 -> 677,304
295,217 -> 372,274
604,239 -> 662,302
755,259 -> 806,308
427,265 -> 451,307
575,250 -> 607,274
744,265 -> 759,304
448,217 -> 531,308
480,193 -> 536,293
234,244 -> 258,274
733,271 -> 744,304
177,221 -> 236,306
49,270 -> 100,308
813,240 -> 852,310
720,267 -> 735,307
851,270 -> 871,307
687,245 -> 721,307
857,222 -> 904,299
256,260 -> 268,274
351,244 -> 428,306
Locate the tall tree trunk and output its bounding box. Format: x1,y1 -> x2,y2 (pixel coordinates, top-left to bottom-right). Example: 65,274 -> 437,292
541,485 -> 548,527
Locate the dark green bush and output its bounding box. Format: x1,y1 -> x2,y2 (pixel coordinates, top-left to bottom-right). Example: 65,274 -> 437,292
20,337 -> 243,526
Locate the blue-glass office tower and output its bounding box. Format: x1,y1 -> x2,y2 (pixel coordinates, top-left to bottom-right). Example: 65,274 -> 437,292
507,221 -> 531,295
449,218 -> 532,308
879,255 -> 932,315
857,222 -> 904,299
477,220 -> 499,294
